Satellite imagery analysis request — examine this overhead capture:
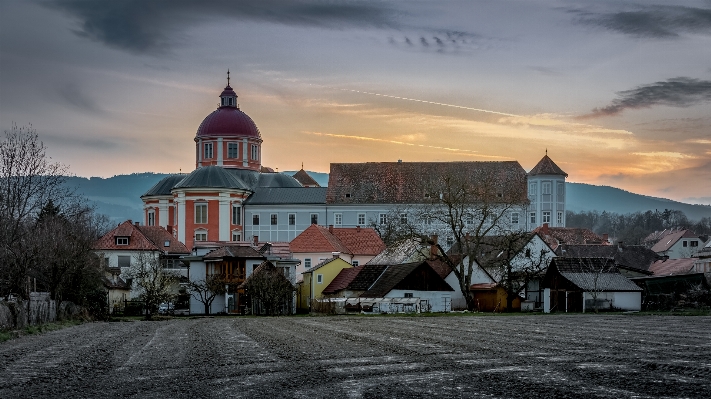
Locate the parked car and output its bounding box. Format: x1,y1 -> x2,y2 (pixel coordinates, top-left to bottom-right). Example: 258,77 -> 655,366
158,302 -> 174,315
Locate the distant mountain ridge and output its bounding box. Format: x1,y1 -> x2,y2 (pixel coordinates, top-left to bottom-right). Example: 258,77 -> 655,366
65,172 -> 711,223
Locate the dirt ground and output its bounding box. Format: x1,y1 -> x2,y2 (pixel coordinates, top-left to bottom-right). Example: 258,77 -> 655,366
1,315 -> 710,398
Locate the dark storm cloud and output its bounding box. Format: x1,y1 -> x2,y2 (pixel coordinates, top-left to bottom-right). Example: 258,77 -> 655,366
570,5 -> 711,38
43,0 -> 396,54
581,78 -> 711,118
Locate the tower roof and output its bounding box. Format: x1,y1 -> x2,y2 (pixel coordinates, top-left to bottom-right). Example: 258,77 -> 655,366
196,107 -> 261,139
529,155 -> 567,177
173,166 -> 251,190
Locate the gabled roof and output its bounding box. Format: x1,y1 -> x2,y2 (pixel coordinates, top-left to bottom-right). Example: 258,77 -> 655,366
546,258 -> 642,292
528,154 -> 567,177
292,169 -> 320,187
648,258 -> 695,276
203,245 -> 264,260
304,257 -> 351,273
326,161 -> 528,204
650,229 -> 697,253
257,242 -> 293,259
559,244 -> 660,274
322,267 -> 364,295
366,237 -> 428,265
346,264 -> 388,291
532,226 -> 607,249
360,261 -> 454,298
94,221 -> 189,254
642,227 -> 685,246
289,225 -> 385,256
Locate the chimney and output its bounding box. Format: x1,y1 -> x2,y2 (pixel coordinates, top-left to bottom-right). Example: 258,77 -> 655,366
356,225 -> 361,233
542,222 -> 549,235
430,235 -> 439,259
134,221 -> 140,226
602,233 -> 608,242
329,225 -> 333,233
127,219 -> 132,225
167,225 -> 173,234
332,251 -> 340,259
253,235 -> 259,246
617,241 -> 624,252
559,241 -> 567,253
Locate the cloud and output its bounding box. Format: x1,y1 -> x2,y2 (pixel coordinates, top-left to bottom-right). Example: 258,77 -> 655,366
58,83 -> 106,115
570,5 -> 711,38
45,0 -> 396,54
580,77 -> 711,118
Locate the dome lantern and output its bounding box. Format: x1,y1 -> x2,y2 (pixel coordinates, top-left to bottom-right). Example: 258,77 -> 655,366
219,70 -> 238,108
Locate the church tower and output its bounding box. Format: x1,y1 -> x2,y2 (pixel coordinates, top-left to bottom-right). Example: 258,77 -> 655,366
528,152 -> 567,229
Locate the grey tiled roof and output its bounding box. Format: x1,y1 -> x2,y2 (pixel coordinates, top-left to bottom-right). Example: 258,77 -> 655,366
142,174 -> 188,197
550,258 -> 642,292
173,166 -> 251,190
244,187 -> 327,204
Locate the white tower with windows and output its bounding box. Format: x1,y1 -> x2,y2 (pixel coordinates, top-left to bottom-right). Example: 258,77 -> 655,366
527,152 -> 567,229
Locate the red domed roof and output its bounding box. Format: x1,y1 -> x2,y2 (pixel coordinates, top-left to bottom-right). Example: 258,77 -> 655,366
196,107 -> 261,139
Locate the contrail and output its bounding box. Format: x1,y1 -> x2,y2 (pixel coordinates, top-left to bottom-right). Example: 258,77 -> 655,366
323,86 -> 522,117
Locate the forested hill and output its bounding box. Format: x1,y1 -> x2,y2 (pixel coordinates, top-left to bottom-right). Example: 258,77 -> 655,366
566,183 -> 711,221
64,173 -> 711,223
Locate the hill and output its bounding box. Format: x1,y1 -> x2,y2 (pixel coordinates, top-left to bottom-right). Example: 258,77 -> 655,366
64,172 -> 711,223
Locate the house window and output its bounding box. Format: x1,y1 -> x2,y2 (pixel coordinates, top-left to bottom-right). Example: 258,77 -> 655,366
232,205 -> 241,225
304,258 -> 311,269
691,241 -> 698,247
270,214 -> 278,225
404,293 -> 413,298
511,212 -> 519,224
525,248 -> 531,258
334,213 -> 342,226
227,143 -> 239,158
557,183 -> 564,197
251,144 -> 259,160
400,213 -> 408,224
147,210 -> 155,226
117,256 -> 131,268
357,213 -> 366,226
557,211 -> 563,225
423,214 -> 432,225
542,211 -> 551,223
379,213 -> 387,225
252,214 -> 259,225
195,203 -> 207,224
446,236 -> 454,247
352,260 -> 359,267
465,213 -> 473,225
204,142 -> 213,159
529,182 -> 537,195
116,237 -> 129,246
542,182 -> 551,195
195,230 -> 207,241
317,274 -> 323,284
311,214 -> 318,225
288,213 -> 295,226
530,212 -> 536,224
231,231 -> 241,241
683,241 -> 688,247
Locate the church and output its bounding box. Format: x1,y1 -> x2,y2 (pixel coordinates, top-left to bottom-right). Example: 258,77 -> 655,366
141,75 -> 568,248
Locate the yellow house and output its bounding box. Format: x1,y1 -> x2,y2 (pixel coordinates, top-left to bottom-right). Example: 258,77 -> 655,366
299,256 -> 353,311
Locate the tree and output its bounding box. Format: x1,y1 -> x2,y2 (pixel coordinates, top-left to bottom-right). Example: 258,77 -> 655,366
403,166 -> 529,311
580,257 -> 616,313
243,262 -> 294,316
127,252 -> 179,319
189,274 -> 227,315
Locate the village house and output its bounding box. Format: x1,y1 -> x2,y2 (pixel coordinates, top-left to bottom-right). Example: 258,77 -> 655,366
650,229 -> 706,259
557,242 -> 660,278
533,223 -> 609,250
299,256 -> 353,311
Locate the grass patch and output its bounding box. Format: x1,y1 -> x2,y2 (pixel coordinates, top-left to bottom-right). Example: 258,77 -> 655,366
1,319 -> 84,343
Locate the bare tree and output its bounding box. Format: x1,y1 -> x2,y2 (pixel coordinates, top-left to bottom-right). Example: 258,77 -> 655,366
127,252 -> 178,319
243,262 -> 294,316
189,274 -> 227,315
582,257 -> 616,313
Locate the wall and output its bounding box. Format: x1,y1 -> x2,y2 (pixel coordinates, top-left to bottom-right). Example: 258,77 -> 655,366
385,290 -> 453,312
0,293 -> 81,330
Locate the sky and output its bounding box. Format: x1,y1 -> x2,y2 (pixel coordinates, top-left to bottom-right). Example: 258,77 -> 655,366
1,0 -> 710,205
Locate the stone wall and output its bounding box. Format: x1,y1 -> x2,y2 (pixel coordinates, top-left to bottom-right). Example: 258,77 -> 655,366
0,293 -> 81,330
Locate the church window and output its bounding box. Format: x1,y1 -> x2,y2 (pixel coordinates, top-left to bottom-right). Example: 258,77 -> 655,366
195,229 -> 207,242
232,205 -> 241,225
252,214 -> 260,225
542,211 -> 551,223
511,212 -> 519,225
542,182 -> 551,195
529,183 -> 537,196
357,213 -> 366,226
195,203 -> 207,224
251,144 -> 259,160
311,214 -> 318,225
204,143 -> 213,159
530,212 -> 536,224
379,213 -> 387,225
147,210 -> 155,226
334,213 -> 342,226
227,143 -> 239,158
271,214 -> 278,225
557,182 -> 564,197
557,211 -> 563,225
288,214 -> 295,226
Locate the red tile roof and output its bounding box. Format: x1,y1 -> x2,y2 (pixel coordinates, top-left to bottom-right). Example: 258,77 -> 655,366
533,226 -> 607,249
326,161 -> 528,204
650,229 -> 697,253
528,155 -> 567,177
289,225 -> 385,256
94,221 -> 188,254
649,258 -> 695,276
